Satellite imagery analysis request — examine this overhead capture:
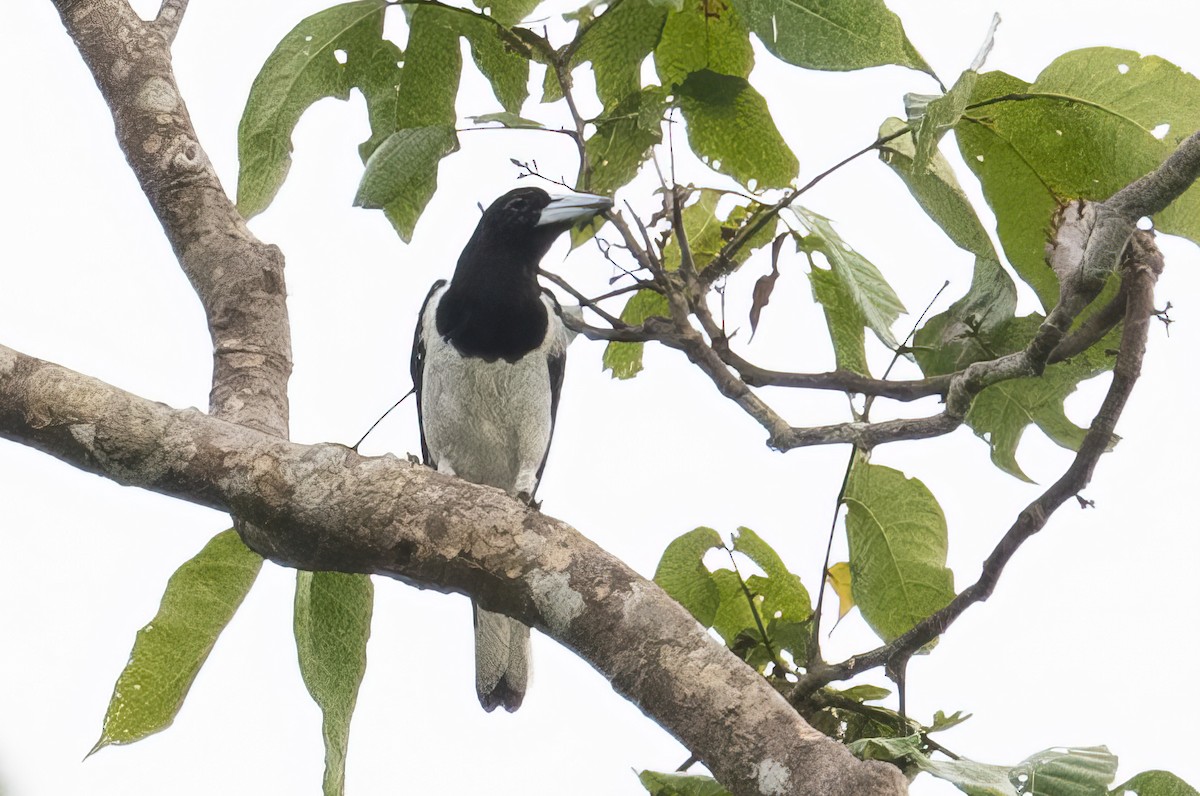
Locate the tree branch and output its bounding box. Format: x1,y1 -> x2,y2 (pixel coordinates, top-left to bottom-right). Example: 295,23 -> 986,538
154,0 -> 188,43
53,0 -> 291,437
0,343 -> 907,796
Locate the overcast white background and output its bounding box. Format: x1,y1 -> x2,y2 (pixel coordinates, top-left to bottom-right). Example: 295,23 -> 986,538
2,1 -> 1198,794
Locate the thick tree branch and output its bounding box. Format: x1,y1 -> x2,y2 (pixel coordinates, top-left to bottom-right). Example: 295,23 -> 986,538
53,0 -> 291,437
0,344 -> 907,796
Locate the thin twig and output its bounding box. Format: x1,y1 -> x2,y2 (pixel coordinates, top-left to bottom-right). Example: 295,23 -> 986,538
538,268 -> 628,327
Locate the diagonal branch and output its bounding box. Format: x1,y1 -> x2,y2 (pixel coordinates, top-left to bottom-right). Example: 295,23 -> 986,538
53,0 -> 291,438
154,0 -> 188,43
0,343 -> 908,796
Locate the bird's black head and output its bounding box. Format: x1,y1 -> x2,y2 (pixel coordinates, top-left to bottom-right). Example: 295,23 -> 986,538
454,187 -> 613,282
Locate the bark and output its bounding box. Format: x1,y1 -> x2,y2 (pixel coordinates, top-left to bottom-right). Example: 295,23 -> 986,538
0,343 -> 907,796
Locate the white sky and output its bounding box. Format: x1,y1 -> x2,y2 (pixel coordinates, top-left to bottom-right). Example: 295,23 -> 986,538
2,1 -> 1199,794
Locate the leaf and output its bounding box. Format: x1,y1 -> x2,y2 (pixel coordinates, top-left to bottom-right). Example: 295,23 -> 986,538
393,5 -> 463,131
584,87 -> 667,195
92,530 -> 262,753
472,0 -> 542,26
354,125 -> 460,242
957,50 -> 1200,306
652,527 -> 725,626
825,561 -> 855,620
748,234 -> 786,340
602,289 -> 670,379
236,0 -> 394,218
962,316 -> 1119,481
914,756 -> 1020,796
1114,771 -> 1200,796
877,117 -> 1017,376
662,189 -> 777,272
843,457 -> 955,643
837,684 -> 890,702
655,0 -> 754,87
295,571 -> 374,796
731,0 -> 932,75
1017,746 -> 1118,796
808,263 -> 870,376
571,0 -> 669,109
639,770 -> 733,796
468,111 -> 545,129
732,527 -> 811,627
849,734 -> 923,762
459,16 -> 531,114
797,208 -> 907,352
677,70 -> 799,190
709,568 -> 758,650
927,709 -> 972,733
910,68 -> 980,174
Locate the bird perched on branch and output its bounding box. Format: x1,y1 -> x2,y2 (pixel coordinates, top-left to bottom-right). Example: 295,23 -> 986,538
411,186 -> 612,712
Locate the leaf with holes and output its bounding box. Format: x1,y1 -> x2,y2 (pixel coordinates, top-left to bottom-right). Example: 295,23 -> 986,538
237,0 -> 395,217
91,530 -> 262,754
957,49 -> 1200,306
655,0 -> 754,87
652,526 -> 724,626
844,457 -> 955,643
569,0 -> 669,108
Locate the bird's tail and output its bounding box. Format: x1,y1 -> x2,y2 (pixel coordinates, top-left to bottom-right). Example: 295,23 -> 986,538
473,603 -> 530,712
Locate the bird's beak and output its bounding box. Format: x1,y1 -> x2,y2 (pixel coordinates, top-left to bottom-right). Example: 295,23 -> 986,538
535,193 -> 614,227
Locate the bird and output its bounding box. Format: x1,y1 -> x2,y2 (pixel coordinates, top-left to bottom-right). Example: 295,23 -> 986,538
410,186 -> 613,712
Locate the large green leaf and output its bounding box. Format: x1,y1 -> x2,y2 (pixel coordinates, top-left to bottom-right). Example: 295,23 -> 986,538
472,0 -> 542,26
877,118 -> 1017,376
795,208 -> 907,351
730,0 -> 932,74
911,68 -> 979,174
914,756 -> 1020,796
732,527 -> 811,625
584,87 -> 667,195
91,530 -> 262,753
639,770 -> 733,796
295,571 -> 374,796
844,458 -> 955,643
652,526 -> 724,626
962,316 -> 1118,481
457,14 -> 531,115
1017,746 -> 1117,796
677,70 -> 799,190
808,264 -> 870,375
393,5 -> 462,130
1114,771 -> 1200,796
354,125 -> 460,242
957,49 -> 1200,306
602,288 -> 670,379
237,0 -> 394,218
570,0 -> 669,109
655,0 -> 754,86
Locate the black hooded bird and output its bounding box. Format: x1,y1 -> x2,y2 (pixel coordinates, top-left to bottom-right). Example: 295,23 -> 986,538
411,186 -> 612,712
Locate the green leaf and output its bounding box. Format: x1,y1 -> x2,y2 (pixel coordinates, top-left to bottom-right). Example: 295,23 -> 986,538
957,50 -> 1200,306
876,117 -> 1017,376
732,527 -> 811,627
837,684 -> 891,702
796,208 -> 907,351
603,289 -> 669,379
295,571 -> 374,796
468,111 -> 545,129
962,316 -> 1118,481
844,458 -> 955,643
472,0 -> 542,26
662,189 -> 777,272
584,87 -> 667,195
1114,771 -> 1200,796
237,0 -> 394,218
731,0 -> 932,74
911,68 -> 980,174
639,770 -> 733,796
653,527 -> 724,626
927,709 -> 972,733
354,125 -> 460,242
914,756 -> 1020,796
394,5 -> 463,131
1017,746 -> 1118,796
571,0 -> 669,109
709,568 -> 757,649
92,530 -> 262,753
655,0 -> 754,87
849,734 -> 922,762
458,15 -> 531,114
677,70 -> 798,190
808,264 -> 870,375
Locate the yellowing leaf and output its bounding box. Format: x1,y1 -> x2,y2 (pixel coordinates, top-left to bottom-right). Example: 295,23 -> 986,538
826,561 -> 854,620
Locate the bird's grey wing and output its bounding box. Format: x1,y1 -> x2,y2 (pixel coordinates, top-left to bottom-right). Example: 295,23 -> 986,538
412,279 -> 447,467
531,291 -> 568,498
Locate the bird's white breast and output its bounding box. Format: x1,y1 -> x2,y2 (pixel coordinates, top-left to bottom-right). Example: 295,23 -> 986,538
419,285 -> 571,494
